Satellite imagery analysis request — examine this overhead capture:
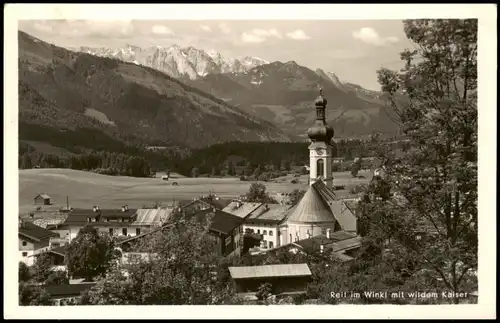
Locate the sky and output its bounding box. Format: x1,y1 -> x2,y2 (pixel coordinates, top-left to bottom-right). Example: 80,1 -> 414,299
18,19 -> 414,91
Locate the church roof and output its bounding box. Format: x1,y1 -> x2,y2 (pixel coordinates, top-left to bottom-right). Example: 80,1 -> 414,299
283,181 -> 336,224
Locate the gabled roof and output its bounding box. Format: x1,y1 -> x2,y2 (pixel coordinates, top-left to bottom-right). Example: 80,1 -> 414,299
134,208 -> 172,224
19,222 -> 59,241
283,181 -> 336,223
245,204 -> 292,224
222,202 -> 262,219
192,209 -> 244,235
229,263 -> 312,279
63,208 -> 137,226
35,194 -> 51,199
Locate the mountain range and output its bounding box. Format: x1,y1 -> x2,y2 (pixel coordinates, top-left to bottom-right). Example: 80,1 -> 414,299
74,44 -> 269,80
18,31 -> 289,153
74,43 -> 398,139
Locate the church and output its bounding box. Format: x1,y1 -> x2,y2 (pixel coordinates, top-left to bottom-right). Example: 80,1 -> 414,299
277,89 -> 357,244
224,89 -> 358,249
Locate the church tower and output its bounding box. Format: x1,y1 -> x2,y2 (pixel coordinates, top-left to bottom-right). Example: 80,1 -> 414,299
306,88 -> 334,189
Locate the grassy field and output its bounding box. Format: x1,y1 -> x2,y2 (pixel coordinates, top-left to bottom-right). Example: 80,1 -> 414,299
19,168 -> 372,215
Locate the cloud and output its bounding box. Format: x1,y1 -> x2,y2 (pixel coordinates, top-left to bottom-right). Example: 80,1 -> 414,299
20,20 -> 137,39
218,23 -> 231,34
352,27 -> 399,46
285,29 -> 311,40
241,28 -> 282,43
151,24 -> 174,35
200,25 -> 212,32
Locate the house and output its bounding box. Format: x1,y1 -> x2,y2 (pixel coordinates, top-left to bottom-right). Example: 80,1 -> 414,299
190,208 -> 245,257
62,206 -> 170,242
222,201 -> 262,219
42,282 -> 96,306
118,208 -> 245,257
19,220 -> 60,266
31,245 -> 68,267
228,263 -> 312,300
292,230 -> 362,261
34,194 -> 51,206
241,203 -> 292,250
176,199 -> 213,216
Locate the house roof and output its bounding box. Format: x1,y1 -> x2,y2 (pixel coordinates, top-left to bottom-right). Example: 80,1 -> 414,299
134,208 -> 172,225
43,283 -> 96,298
192,209 -> 244,235
222,202 -> 262,219
63,208 -> 137,226
283,181 -> 336,223
49,245 -> 68,257
327,200 -> 357,232
245,204 -> 292,224
294,231 -> 360,253
35,194 -> 51,199
229,263 -> 312,280
19,222 -> 59,241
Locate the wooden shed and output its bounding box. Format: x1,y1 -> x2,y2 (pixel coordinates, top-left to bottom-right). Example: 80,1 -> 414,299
34,194 -> 51,206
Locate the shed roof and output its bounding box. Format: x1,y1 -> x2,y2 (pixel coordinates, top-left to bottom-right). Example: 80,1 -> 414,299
229,263 -> 312,279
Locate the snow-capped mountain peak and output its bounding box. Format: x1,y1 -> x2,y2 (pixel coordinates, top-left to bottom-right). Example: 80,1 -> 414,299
75,44 -> 268,79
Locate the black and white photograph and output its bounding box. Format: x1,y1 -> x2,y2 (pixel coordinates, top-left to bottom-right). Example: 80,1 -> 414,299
4,3 -> 496,319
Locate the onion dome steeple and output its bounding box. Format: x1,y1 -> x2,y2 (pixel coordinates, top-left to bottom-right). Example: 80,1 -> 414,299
306,87 -> 334,143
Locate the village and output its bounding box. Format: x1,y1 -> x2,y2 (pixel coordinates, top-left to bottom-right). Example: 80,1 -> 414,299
19,92 -> 372,306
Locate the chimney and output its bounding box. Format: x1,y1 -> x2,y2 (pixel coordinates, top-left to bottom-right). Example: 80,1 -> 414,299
121,206 -> 126,212
307,232 -> 311,239
265,204 -> 269,211
92,206 -> 97,212
96,206 -> 99,211
124,205 -> 129,211
320,245 -> 324,253
29,213 -> 34,220
236,201 -> 241,208
326,228 -> 331,239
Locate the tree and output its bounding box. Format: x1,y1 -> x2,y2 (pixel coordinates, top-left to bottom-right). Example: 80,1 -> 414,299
253,165 -> 262,178
370,19 -> 478,303
66,225 -> 118,281
85,216 -> 237,305
32,252 -> 53,284
246,183 -> 276,203
19,262 -> 31,282
19,283 -> 52,306
191,167 -> 200,178
46,270 -> 69,285
256,282 -> 273,300
351,158 -> 362,177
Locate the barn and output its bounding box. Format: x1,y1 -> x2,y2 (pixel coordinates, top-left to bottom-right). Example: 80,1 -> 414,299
34,194 -> 51,206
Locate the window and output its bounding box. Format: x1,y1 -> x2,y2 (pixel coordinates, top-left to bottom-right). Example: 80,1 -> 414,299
22,241 -> 27,246
269,231 -> 273,236
136,228 -> 141,235
106,218 -> 109,222
263,230 -> 267,235
317,159 -> 324,177
225,236 -> 231,245
269,241 -> 274,249
87,217 -> 91,222
122,228 -> 127,236
257,229 -> 260,234
109,228 -> 114,235
22,252 -> 27,257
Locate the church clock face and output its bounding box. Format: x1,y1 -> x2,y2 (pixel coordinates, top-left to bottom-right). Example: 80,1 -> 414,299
315,149 -> 324,156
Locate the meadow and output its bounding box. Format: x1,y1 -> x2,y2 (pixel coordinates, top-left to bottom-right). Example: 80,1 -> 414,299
18,168 -> 372,214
